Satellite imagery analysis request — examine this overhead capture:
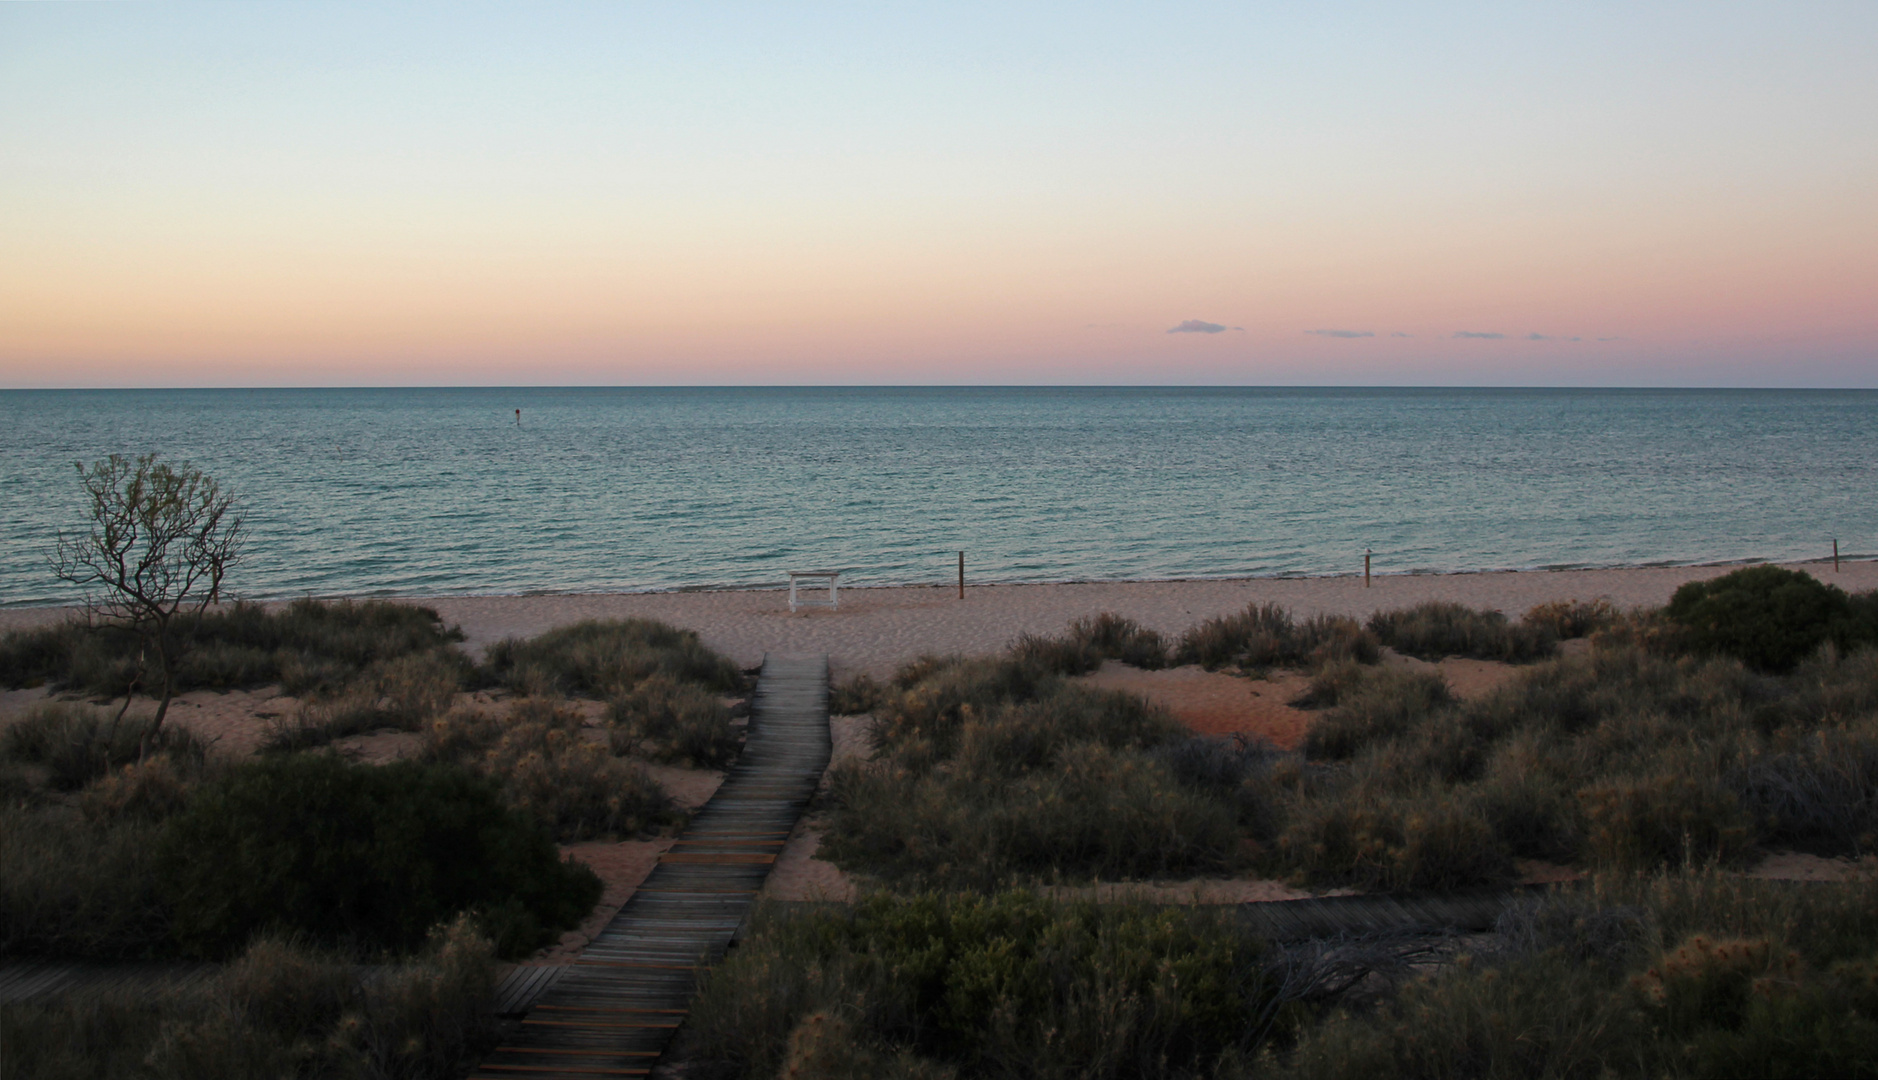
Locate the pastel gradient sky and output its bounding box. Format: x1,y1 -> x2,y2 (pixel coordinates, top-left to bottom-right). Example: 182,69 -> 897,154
4,3 -> 1875,387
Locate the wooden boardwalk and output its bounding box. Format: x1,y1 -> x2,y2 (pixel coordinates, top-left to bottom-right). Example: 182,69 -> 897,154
0,960 -> 213,1005
469,653 -> 831,1080
1234,886 -> 1542,941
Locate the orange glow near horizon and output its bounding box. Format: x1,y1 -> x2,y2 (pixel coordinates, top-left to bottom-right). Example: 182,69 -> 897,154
3,5 -> 1875,386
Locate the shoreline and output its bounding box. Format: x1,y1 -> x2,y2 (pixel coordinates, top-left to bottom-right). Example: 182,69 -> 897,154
9,559 -> 1870,679
3,551 -> 1864,609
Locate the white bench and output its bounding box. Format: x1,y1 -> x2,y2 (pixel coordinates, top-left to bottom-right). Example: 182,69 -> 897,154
787,570 -> 840,612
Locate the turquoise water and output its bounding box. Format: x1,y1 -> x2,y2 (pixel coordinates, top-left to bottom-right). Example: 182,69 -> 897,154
2,387 -> 1874,607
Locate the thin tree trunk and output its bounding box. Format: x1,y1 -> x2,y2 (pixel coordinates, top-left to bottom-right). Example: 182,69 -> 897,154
142,628 -> 173,760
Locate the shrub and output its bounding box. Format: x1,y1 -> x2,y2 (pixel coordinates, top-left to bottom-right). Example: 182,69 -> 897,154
1522,598 -> 1621,640
484,719 -> 671,840
0,807 -> 172,958
1,916 -> 499,1080
829,672 -> 887,715
425,701 -> 673,840
1287,659 -> 1369,708
1301,667 -> 1452,761
827,649 -> 1221,884
0,598 -> 467,697
1367,601 -> 1558,662
155,754 -> 601,957
1271,867 -> 1878,1080
481,617 -> 742,697
1666,564 -> 1868,673
1009,630 -> 1103,675
825,742 -> 1240,887
79,754 -> 194,822
609,672 -> 740,767
1271,935 -> 1641,1080
1068,612 -> 1171,669
1472,736 -> 1579,861
868,656 -> 1060,760
1733,728 -> 1878,857
0,621 -> 85,689
2,701 -> 206,790
262,650 -> 466,752
1577,773 -> 1756,869
1154,735 -> 1289,836
684,892 -> 1271,1080
1270,783 -> 1511,891
1009,614 -> 1172,676
1175,603 -> 1377,671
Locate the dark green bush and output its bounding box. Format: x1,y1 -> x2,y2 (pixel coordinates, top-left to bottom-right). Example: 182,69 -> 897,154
1521,598 -> 1621,640
0,916 -> 498,1080
1068,612 -> 1171,669
685,891 -> 1271,1080
1272,867 -> 1878,1080
420,700 -> 673,841
1270,781 -> 1511,891
1154,735 -> 1288,837
155,754 -> 600,958
1175,603 -> 1377,671
829,672 -> 887,715
2,702 -> 206,790
608,672 -> 740,767
1666,564 -> 1870,673
482,617 -> 743,697
0,807 -> 172,958
1578,773 -> 1757,869
1009,613 -> 1171,676
827,741 -> 1239,887
1367,601 -> 1558,662
0,599 -> 467,698
0,621 -> 86,689
1732,728 -> 1878,857
1301,667 -> 1452,761
825,656 -> 1225,885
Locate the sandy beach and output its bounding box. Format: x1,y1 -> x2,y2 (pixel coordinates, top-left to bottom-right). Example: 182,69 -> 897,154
5,560 -> 1873,679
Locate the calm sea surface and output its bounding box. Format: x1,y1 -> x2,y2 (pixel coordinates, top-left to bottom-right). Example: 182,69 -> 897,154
2,387 -> 1874,607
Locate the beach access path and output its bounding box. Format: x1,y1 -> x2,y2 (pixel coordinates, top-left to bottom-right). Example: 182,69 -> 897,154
469,652 -> 832,1080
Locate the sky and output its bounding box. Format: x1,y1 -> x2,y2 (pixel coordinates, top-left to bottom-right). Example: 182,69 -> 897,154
2,2 -> 1875,388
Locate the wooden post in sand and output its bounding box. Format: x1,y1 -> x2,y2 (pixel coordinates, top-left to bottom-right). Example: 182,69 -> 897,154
1834,539 -> 1840,572
1365,549 -> 1371,588
958,551 -> 965,599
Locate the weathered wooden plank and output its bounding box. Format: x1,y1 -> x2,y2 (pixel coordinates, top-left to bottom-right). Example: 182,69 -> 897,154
470,653 -> 831,1080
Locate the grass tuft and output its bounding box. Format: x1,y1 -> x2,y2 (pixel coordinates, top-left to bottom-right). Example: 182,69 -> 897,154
1366,600 -> 1558,662
481,617 -> 742,697
1175,603 -> 1378,671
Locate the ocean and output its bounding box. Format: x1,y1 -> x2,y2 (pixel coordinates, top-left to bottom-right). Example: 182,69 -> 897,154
2,387 -> 1874,607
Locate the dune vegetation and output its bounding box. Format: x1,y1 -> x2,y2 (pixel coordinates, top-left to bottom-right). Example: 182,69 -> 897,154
0,602 -> 750,1077
683,867 -> 1878,1079
767,567 -> 1878,1078
8,566 -> 1878,1077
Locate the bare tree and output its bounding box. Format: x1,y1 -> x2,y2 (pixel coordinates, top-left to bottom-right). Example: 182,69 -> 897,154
53,453 -> 244,752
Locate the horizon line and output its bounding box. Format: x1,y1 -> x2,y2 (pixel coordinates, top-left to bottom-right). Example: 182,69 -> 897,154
4,383 -> 1878,393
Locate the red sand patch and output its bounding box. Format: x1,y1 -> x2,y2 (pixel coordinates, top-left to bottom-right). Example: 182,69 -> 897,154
1750,850 -> 1878,882
1077,661 -> 1316,748
763,820 -> 858,902
1380,650 -> 1526,702
536,838 -> 676,963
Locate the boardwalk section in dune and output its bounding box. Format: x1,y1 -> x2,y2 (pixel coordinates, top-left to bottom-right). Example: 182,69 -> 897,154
470,652 -> 832,1080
